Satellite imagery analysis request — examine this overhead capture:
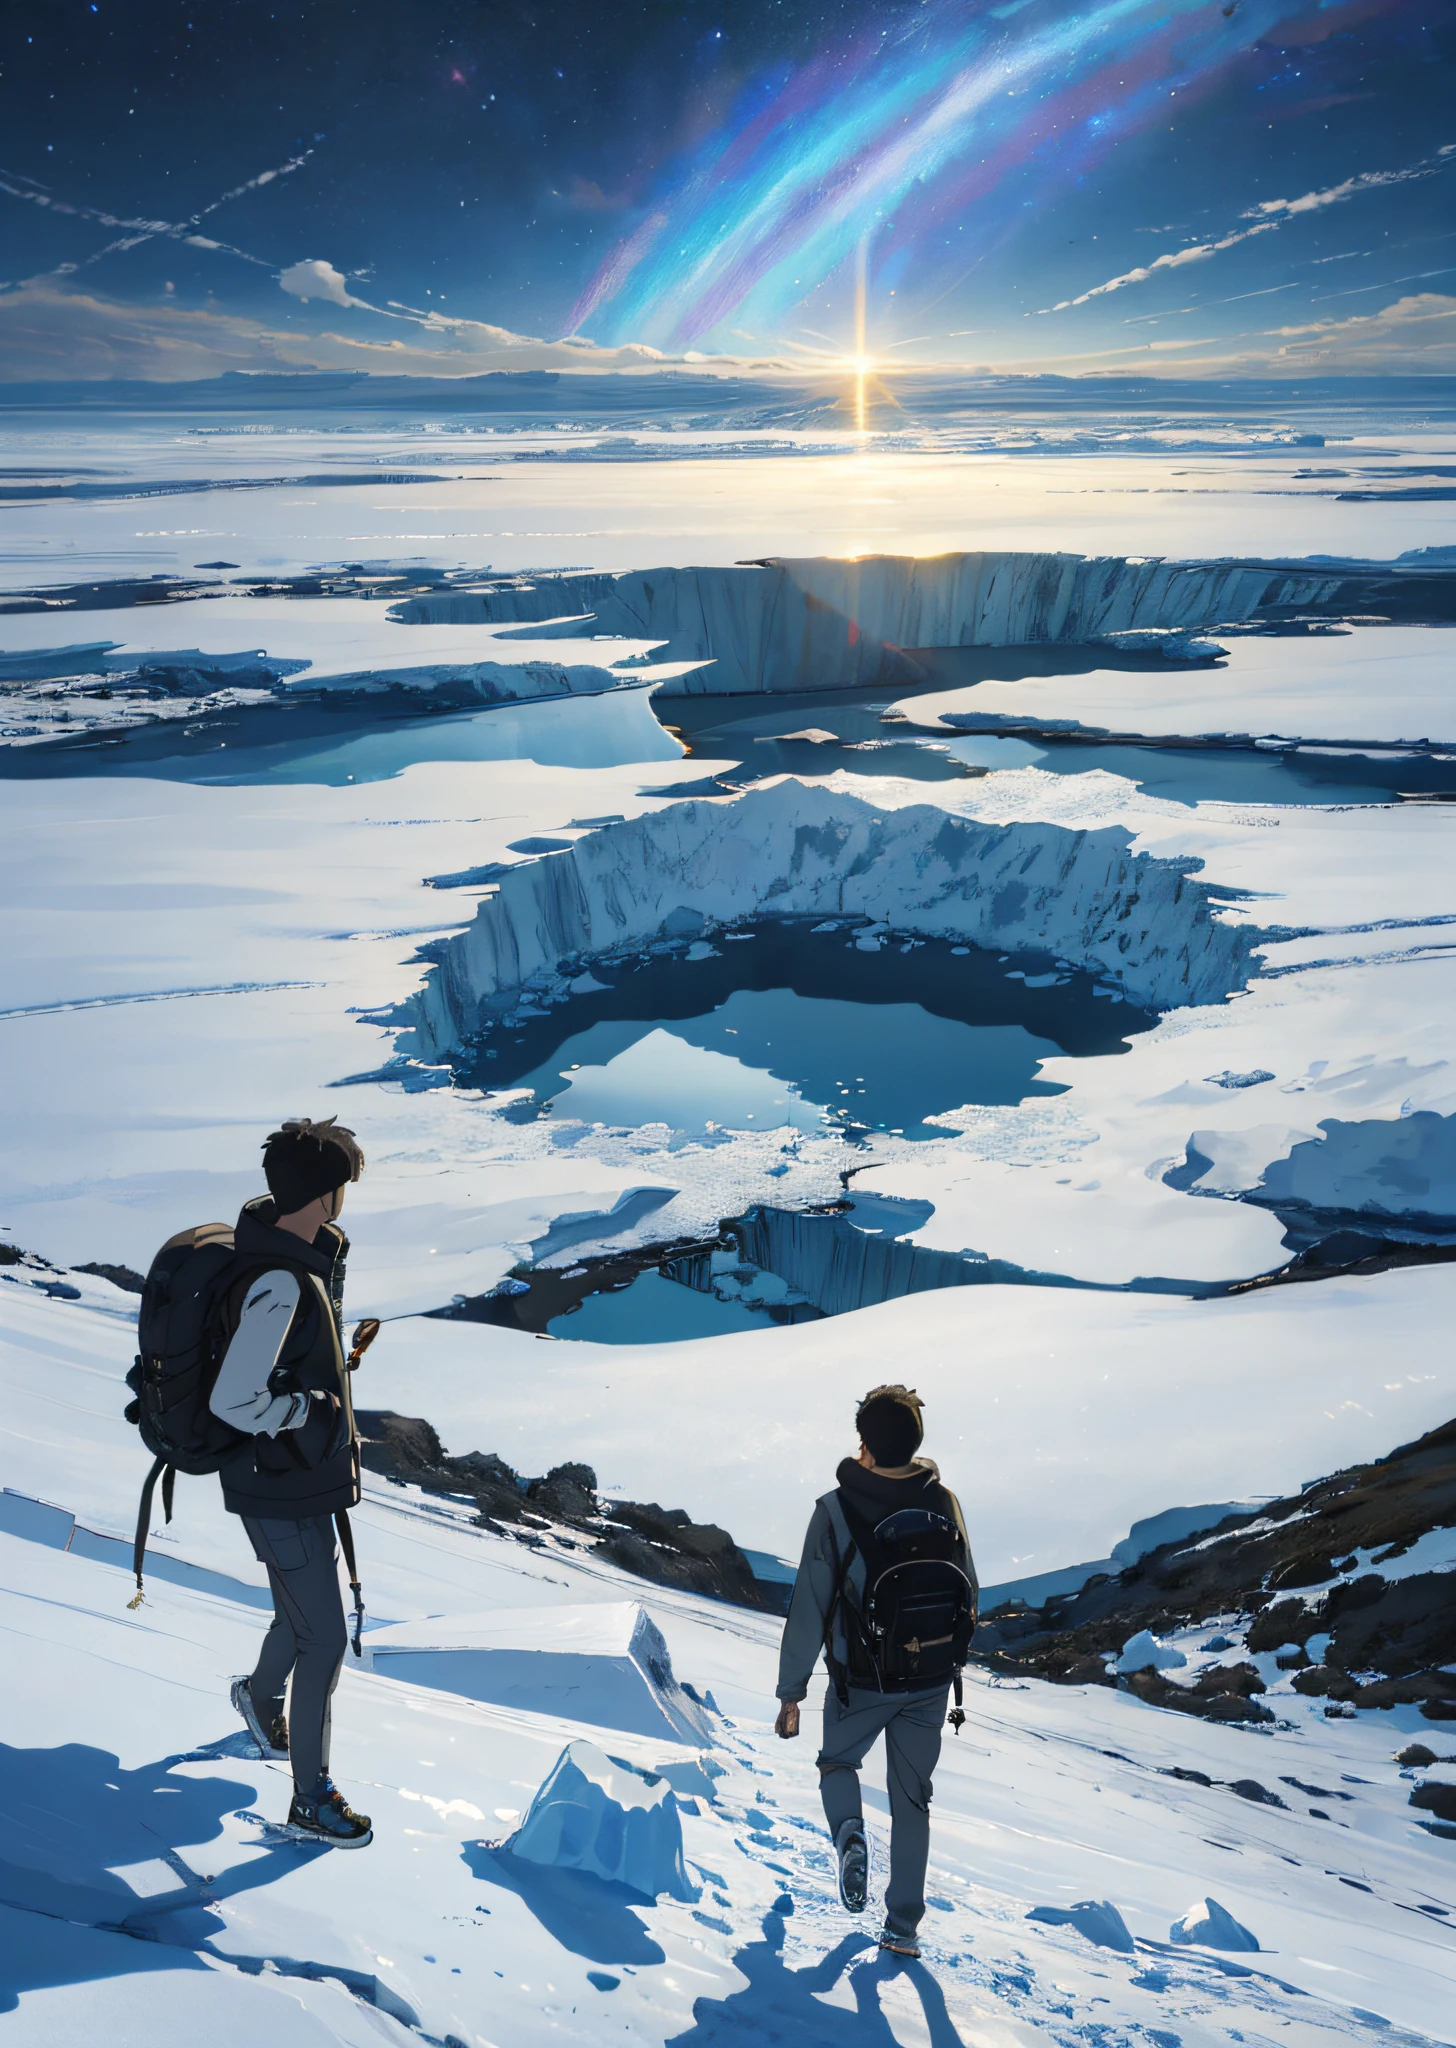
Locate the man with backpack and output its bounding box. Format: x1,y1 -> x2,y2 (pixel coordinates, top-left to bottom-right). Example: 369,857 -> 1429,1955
774,1384 -> 977,1959
127,1116 -> 374,1848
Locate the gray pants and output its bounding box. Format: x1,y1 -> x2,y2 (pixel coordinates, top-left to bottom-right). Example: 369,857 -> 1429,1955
817,1683 -> 949,1936
242,1514 -> 347,1795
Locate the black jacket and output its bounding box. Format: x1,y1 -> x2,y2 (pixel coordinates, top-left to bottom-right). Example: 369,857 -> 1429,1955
216,1197 -> 361,1521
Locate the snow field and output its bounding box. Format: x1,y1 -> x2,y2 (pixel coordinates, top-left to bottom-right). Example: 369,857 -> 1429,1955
891,627 -> 1456,750
5,418 -> 1456,591
3,1292 -> 1455,2048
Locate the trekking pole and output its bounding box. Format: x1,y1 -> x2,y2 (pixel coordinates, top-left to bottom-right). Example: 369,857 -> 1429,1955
336,1510 -> 366,1658
338,1319 -> 378,1656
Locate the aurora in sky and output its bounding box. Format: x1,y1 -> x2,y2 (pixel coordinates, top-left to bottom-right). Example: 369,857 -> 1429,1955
568,0 -> 1408,355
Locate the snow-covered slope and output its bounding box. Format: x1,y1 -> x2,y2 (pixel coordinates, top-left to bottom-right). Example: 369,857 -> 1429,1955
3,1281 -> 1455,2048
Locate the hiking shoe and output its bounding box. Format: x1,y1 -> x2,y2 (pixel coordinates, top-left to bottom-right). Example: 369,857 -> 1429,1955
879,1925 -> 921,1959
286,1779 -> 373,1849
834,1817 -> 869,1914
231,1676 -> 287,1761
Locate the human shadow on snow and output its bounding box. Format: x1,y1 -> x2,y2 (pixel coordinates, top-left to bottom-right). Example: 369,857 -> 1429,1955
0,1739 -> 318,2010
462,1839 -> 668,1966
667,1906 -> 968,2046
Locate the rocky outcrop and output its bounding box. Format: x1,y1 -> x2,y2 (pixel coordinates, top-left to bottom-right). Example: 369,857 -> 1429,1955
353,1408 -> 786,1613
974,1416 -> 1456,1722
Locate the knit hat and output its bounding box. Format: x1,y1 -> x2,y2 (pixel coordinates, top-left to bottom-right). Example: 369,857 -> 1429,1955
856,1383 -> 925,1466
262,1117 -> 364,1214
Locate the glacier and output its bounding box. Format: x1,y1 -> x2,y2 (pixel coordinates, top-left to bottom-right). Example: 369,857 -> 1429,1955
402,777 -> 1270,1063
396,549 -> 1350,696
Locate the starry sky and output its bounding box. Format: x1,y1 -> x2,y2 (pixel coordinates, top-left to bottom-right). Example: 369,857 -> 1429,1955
1,0 -> 1453,381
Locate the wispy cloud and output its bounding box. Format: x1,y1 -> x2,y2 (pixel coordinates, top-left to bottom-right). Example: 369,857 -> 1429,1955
0,282 -> 762,382
0,152 -> 313,292
1040,144 -> 1456,314
1042,222 -> 1278,312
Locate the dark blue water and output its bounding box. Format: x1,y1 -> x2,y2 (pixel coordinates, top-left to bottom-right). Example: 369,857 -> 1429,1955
664,689 -> 1456,806
467,922 -> 1153,1145
9,656 -> 1450,804
504,985 -> 1069,1144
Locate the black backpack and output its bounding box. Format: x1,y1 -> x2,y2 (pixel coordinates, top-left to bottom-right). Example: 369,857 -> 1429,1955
825,1495 -> 977,1729
123,1222 -> 255,1604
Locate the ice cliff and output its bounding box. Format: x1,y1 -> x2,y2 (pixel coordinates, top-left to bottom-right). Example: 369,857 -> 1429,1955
395,551 -> 1343,696
401,779 -> 1274,1062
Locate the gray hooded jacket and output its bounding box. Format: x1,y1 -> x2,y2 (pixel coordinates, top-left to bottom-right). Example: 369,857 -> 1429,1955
776,1456 -> 977,1702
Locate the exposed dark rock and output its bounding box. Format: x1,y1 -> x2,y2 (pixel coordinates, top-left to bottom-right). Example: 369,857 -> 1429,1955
1398,1744 -> 1440,1768
1192,1661 -> 1266,1699
1325,1572 -> 1456,1679
0,1244 -> 23,1264
355,1409 -> 448,1482
1228,1779 -> 1288,1808
74,1261 -> 146,1293
1410,1781 -> 1456,1823
528,1464 -> 600,1522
350,1409 -> 787,1613
973,1415 -> 1456,1722
1224,1234 -> 1456,1297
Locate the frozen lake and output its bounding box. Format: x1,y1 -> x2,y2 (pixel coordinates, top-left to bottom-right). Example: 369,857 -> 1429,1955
2,396 -> 1453,1361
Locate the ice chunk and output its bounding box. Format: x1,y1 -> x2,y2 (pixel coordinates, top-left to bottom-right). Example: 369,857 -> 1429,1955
1169,1896 -> 1260,1951
650,1754 -> 724,1802
509,1739 -> 696,1901
1115,1629 -> 1188,1674
1027,1899 -> 1135,1952
1093,628 -> 1226,662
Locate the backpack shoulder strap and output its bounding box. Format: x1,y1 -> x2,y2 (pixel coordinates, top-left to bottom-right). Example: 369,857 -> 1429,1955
822,1488 -> 854,1559
819,1491 -> 863,1707
939,1485 -> 979,1613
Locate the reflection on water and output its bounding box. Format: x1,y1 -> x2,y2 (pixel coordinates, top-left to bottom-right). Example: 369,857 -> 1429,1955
468,921 -> 1152,1143
546,1267 -> 775,1342
3,684 -> 680,785
9,626 -> 1448,804
667,685 -> 1456,807
507,988 -> 1068,1144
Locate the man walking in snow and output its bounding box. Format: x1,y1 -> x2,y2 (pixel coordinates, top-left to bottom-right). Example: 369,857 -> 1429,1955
214,1116 -> 374,1848
775,1384 -> 977,1957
